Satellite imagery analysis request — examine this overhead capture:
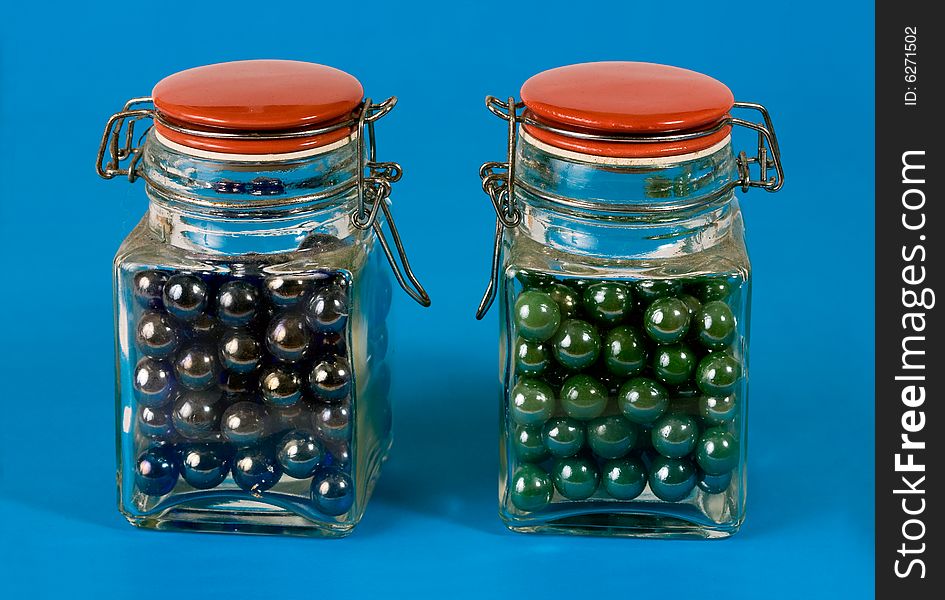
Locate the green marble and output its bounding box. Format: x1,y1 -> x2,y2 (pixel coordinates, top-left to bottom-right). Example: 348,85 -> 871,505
542,417 -> 586,458
617,377 -> 669,425
697,469 -> 733,494
514,290 -> 561,342
510,464 -> 554,512
603,325 -> 648,377
552,457 -> 600,500
582,282 -> 633,325
699,394 -> 737,425
551,319 -> 601,370
652,343 -> 697,386
643,297 -> 691,343
510,378 -> 555,426
633,280 -> 683,304
692,279 -> 732,303
602,458 -> 647,500
648,456 -> 697,502
695,353 -> 742,396
651,413 -> 700,458
512,424 -> 549,463
678,293 -> 703,319
547,283 -> 582,320
696,427 -> 739,475
514,337 -> 550,375
560,374 -> 608,420
695,300 -> 736,349
587,415 -> 638,459
515,270 -> 553,290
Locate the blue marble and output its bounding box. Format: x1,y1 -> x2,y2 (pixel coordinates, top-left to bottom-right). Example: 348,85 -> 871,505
277,430 -> 324,478
134,446 -> 179,496
311,467 -> 354,516
179,443 -> 231,489
232,446 -> 283,492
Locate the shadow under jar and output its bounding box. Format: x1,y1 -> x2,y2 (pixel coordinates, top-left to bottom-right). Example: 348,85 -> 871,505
99,60 -> 429,537
476,62 -> 784,538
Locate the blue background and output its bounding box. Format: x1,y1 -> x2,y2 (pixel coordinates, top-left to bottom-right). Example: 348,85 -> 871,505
0,1 -> 874,597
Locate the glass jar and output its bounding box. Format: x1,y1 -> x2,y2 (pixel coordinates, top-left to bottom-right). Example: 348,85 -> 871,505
476,62 -> 783,538
98,60 -> 429,536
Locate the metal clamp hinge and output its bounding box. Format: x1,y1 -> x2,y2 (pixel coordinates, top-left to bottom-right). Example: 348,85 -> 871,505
96,97 -> 155,182
349,98 -> 430,307
729,101 -> 784,193
476,97 -> 523,319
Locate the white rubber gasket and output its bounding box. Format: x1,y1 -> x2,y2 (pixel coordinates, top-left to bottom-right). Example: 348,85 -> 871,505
153,130 -> 357,162
520,128 -> 731,167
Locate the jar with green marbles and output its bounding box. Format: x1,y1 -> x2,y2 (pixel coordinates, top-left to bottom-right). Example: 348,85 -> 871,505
476,62 -> 783,538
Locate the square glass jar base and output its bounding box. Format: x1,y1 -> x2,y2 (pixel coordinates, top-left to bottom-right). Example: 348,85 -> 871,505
122,505 -> 355,538
502,511 -> 742,539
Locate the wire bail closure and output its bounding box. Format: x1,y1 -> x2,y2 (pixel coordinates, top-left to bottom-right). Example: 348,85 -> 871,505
349,98 -> 430,307
96,97 -> 155,182
96,96 -> 430,307
475,97 -> 522,319
475,96 -> 784,319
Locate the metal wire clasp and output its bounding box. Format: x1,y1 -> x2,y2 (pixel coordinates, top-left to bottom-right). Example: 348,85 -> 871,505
96,97 -> 155,182
728,102 -> 784,193
349,98 -> 430,307
475,97 -> 523,319
95,96 -> 430,307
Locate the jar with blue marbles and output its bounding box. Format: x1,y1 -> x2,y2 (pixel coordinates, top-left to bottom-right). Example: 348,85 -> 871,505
99,60 -> 429,536
476,62 -> 783,538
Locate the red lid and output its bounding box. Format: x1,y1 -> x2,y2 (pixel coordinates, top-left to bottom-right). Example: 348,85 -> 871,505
520,62 -> 734,158
152,60 -> 364,154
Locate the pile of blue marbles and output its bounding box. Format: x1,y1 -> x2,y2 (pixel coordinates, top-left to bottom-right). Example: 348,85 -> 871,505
129,267 -> 355,517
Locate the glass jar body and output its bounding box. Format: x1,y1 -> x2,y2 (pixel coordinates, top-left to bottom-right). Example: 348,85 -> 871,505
498,134 -> 750,538
113,137 -> 392,536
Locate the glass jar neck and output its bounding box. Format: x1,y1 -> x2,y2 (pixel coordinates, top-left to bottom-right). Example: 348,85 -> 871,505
139,134 -> 364,255
513,132 -> 741,260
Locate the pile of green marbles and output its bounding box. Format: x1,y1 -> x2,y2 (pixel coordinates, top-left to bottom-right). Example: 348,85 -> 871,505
506,271 -> 744,513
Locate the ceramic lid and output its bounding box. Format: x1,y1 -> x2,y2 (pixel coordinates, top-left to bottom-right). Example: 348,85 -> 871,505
151,60 -> 364,154
520,62 -> 735,158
